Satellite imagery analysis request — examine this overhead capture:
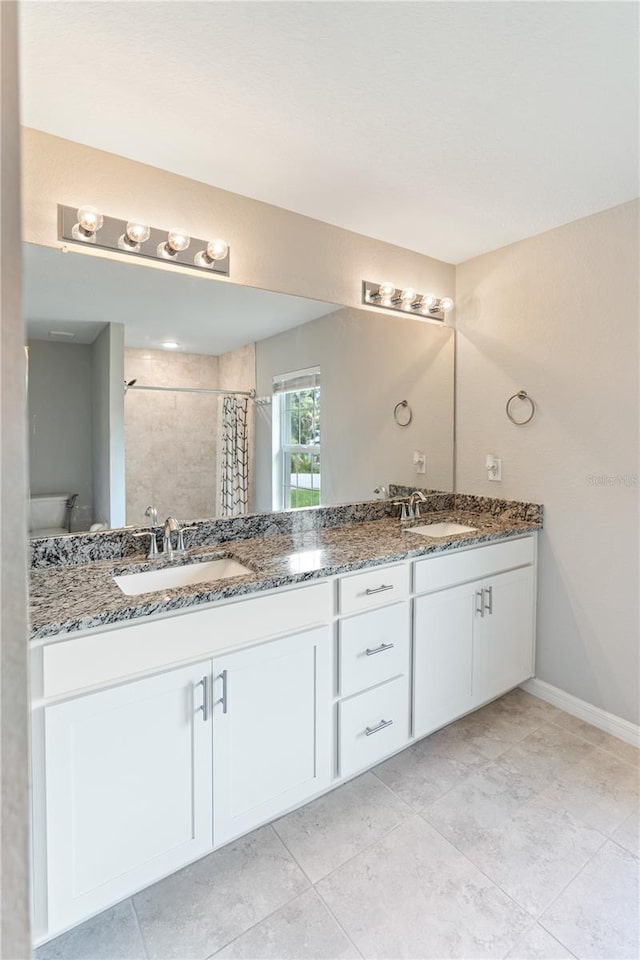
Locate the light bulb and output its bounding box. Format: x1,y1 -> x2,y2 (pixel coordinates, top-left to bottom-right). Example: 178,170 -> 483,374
194,238 -> 229,267
378,281 -> 396,299
400,288 -> 417,303
421,294 -> 438,312
161,341 -> 179,350
71,205 -> 103,242
118,220 -> 151,252
157,229 -> 190,259
440,297 -> 455,312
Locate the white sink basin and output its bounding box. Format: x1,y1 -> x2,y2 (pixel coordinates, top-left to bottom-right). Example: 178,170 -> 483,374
406,522 -> 478,538
114,558 -> 252,596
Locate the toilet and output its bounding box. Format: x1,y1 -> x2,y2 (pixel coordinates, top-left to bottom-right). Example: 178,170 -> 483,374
29,494 -> 72,538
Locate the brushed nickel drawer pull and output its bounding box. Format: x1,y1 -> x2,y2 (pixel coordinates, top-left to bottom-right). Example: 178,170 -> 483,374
484,585 -> 493,614
364,584 -> 394,596
365,718 -> 394,736
216,669 -> 228,714
365,642 -> 395,656
476,590 -> 484,617
196,676 -> 210,722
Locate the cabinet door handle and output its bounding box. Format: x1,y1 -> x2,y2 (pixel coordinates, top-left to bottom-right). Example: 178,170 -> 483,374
197,676 -> 210,722
364,584 -> 394,596
365,642 -> 395,656
365,718 -> 394,737
484,586 -> 493,615
476,590 -> 485,617
216,669 -> 228,714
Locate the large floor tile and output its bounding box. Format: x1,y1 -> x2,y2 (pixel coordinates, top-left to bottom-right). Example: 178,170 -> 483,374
273,772 -> 410,882
36,900 -> 146,960
497,722 -> 597,792
553,714 -> 640,767
538,746 -> 639,834
424,762 -> 539,840
133,826 -> 308,960
372,735 -> 475,814
317,815 -> 530,959
504,922 -> 575,959
612,807 -> 640,857
212,889 -> 359,959
540,840 -> 640,959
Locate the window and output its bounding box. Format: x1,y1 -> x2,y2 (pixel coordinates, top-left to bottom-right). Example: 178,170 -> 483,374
272,367 -> 321,510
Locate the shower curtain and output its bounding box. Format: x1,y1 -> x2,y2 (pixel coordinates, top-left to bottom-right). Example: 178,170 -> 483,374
219,395 -> 249,517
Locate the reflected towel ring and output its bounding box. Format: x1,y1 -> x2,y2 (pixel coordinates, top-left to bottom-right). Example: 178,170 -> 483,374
506,390 -> 536,425
394,400 -> 413,427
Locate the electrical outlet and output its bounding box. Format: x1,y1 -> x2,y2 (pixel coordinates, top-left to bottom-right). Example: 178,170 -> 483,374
413,451 -> 426,475
486,455 -> 502,481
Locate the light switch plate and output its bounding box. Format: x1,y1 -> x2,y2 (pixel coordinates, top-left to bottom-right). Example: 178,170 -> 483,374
486,455 -> 502,481
414,451 -> 426,475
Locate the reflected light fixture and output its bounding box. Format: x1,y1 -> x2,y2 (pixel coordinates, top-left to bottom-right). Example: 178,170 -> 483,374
161,341 -> 179,350
58,204 -> 230,277
362,280 -> 454,322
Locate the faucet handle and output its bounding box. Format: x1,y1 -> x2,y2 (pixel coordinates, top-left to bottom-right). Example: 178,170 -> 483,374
132,529 -> 159,559
175,526 -> 197,554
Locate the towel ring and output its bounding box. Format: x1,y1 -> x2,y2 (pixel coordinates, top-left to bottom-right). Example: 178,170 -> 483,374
394,400 -> 413,427
506,390 -> 536,425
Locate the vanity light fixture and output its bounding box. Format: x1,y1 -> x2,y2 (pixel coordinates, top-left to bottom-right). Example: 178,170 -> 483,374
118,220 -> 151,253
362,281 -> 454,322
157,229 -> 191,260
161,341 -> 180,350
58,204 -> 230,277
71,205 -> 104,243
194,238 -> 229,268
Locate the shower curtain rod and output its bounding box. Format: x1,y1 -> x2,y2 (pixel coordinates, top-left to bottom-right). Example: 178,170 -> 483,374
125,383 -> 256,399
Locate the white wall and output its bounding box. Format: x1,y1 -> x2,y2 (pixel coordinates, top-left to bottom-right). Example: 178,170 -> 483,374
0,2 -> 31,955
455,200 -> 639,725
255,307 -> 454,511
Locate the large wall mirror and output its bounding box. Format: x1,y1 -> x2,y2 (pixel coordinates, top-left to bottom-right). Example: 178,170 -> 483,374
24,243 -> 454,537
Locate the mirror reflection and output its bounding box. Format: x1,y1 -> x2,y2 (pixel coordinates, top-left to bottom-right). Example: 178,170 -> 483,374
24,244 -> 454,537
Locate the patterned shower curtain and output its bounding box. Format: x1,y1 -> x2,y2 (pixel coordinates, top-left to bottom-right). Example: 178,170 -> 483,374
219,396 -> 249,517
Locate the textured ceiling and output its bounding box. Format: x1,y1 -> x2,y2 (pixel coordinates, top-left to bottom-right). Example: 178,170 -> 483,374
19,1 -> 639,263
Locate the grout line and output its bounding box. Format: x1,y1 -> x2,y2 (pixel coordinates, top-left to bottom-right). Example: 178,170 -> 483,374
202,888 -> 315,960
501,921 -> 579,960
312,885 -> 364,959
129,896 -> 149,960
548,716 -> 640,769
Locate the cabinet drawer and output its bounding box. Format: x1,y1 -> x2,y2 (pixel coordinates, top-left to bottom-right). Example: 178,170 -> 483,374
339,602 -> 410,697
338,676 -> 410,778
414,537 -> 535,594
339,564 -> 409,616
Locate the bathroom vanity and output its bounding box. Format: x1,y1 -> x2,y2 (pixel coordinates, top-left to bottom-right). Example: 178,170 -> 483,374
29,504 -> 540,943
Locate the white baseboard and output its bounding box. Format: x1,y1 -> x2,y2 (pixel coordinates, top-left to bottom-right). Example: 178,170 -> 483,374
521,678 -> 640,749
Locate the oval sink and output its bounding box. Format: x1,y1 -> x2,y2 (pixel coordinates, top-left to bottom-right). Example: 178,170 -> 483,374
114,558 -> 252,596
405,522 -> 478,538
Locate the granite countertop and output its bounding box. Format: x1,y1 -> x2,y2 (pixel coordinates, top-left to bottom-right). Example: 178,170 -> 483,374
29,511 -> 541,641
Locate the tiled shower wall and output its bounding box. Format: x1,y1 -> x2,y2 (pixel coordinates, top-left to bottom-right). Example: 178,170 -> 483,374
124,349 -> 220,525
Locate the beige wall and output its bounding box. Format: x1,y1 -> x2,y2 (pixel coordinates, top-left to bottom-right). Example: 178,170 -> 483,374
1,3 -> 31,956
455,200 -> 639,725
124,349 -> 220,524
21,128 -> 455,310
255,307 -> 455,510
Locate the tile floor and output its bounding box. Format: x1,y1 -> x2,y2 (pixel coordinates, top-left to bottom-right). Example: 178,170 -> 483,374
36,690 -> 639,960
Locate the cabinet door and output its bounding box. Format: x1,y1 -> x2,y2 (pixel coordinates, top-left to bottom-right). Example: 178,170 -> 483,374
475,566 -> 534,704
413,582 -> 480,738
45,662 -> 213,934
213,627 -> 331,845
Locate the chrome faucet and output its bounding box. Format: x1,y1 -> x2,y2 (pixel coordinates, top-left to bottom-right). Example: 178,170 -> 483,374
163,517 -> 180,558
397,490 -> 429,521
132,505 -> 160,558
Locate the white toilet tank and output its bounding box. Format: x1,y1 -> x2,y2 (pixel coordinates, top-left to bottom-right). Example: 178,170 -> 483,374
29,494 -> 70,537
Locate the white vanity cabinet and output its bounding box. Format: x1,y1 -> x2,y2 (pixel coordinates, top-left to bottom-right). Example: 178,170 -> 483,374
413,537 -> 535,738
32,534 -> 538,945
43,661 -> 214,933
212,626 -> 332,844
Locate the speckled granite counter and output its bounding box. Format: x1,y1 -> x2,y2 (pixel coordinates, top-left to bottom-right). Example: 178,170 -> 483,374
30,510 -> 541,641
